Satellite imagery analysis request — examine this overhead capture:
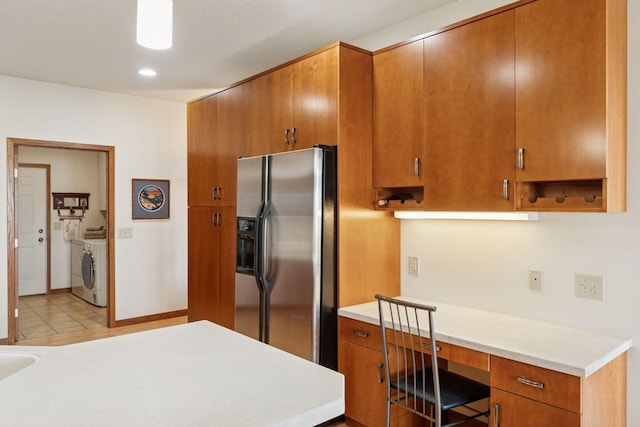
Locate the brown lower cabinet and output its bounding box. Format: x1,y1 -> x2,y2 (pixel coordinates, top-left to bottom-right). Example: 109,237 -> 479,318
187,206 -> 235,329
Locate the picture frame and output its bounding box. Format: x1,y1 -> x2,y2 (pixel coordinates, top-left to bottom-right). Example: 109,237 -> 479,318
132,179 -> 170,220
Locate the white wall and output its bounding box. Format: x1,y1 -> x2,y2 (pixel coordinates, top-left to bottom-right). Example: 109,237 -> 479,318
0,75 -> 187,336
354,0 -> 640,424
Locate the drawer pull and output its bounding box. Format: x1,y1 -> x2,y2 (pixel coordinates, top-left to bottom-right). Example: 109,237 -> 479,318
494,403 -> 500,427
352,330 -> 369,338
377,363 -> 384,383
420,340 -> 441,352
517,376 -> 545,389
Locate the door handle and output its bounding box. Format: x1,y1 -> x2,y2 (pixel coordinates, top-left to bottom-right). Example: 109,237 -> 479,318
38,237 -> 44,242
284,129 -> 290,145
38,229 -> 44,234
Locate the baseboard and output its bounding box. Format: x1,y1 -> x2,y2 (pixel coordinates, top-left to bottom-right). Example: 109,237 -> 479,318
48,288 -> 71,294
114,309 -> 188,328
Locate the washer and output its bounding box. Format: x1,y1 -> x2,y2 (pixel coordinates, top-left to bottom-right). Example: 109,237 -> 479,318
70,239 -> 107,307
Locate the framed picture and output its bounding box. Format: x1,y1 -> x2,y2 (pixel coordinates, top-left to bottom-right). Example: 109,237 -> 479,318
132,179 -> 170,220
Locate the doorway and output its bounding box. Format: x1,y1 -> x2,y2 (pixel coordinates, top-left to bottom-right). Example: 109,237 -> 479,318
7,138 -> 116,345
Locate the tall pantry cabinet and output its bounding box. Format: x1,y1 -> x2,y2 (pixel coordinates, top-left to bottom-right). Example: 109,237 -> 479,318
187,42 -> 400,329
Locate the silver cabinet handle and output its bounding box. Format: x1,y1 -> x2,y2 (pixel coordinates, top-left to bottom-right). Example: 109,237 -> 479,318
518,147 -> 525,170
517,376 -> 545,389
494,403 -> 500,427
211,213 -> 221,227
284,129 -> 290,145
503,179 -> 509,200
414,158 -> 420,176
352,330 -> 368,338
212,187 -> 222,200
377,363 -> 384,383
291,127 -> 297,145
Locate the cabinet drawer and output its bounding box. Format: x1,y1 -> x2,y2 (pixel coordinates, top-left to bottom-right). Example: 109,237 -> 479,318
491,388 -> 580,427
402,334 -> 490,372
490,356 -> 582,413
339,317 -> 382,351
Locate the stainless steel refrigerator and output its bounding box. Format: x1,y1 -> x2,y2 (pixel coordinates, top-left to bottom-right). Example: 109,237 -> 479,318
235,146 -> 337,370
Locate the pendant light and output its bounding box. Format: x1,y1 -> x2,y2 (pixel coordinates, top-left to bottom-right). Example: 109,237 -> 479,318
137,0 -> 173,50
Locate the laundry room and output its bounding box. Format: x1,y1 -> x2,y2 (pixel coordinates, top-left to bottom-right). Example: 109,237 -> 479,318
17,145 -> 108,340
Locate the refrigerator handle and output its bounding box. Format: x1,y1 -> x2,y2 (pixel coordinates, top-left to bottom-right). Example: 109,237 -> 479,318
254,202 -> 266,342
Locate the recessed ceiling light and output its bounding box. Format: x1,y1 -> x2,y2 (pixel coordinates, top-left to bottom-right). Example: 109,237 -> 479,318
138,68 -> 157,77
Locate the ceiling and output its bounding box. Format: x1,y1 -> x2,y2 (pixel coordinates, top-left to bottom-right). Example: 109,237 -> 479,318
0,0 -> 456,103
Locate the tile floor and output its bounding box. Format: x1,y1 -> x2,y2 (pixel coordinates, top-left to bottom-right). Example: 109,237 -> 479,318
18,292 -> 107,341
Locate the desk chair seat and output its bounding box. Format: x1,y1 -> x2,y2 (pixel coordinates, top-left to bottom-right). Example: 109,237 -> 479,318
391,369 -> 489,412
376,294 -> 490,427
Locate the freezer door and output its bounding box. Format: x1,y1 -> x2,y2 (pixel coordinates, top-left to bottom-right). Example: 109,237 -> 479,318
235,272 -> 261,341
235,155 -> 265,341
236,156 -> 265,218
264,148 -> 325,362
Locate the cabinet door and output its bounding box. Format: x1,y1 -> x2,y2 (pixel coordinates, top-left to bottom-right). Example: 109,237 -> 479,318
340,340 -> 387,427
187,206 -> 236,328
423,10 -> 515,211
248,66 -> 292,155
515,0 -> 606,182
188,207 -> 219,322
216,85 -> 245,205
216,206 -> 236,329
187,96 -> 218,206
491,388 -> 580,427
291,48 -> 338,150
373,40 -> 424,188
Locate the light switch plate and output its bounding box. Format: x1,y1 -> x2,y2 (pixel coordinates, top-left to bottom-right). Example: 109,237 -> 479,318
117,227 -> 133,239
408,256 -> 419,275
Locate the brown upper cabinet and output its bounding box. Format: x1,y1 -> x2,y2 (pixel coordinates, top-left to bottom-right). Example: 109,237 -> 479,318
423,10 -> 515,211
514,0 -> 626,212
372,0 -> 626,213
373,39 -> 424,192
243,48 -> 338,156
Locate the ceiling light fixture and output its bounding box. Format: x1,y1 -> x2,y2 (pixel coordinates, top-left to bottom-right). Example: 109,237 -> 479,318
138,68 -> 157,77
393,211 -> 540,221
137,0 -> 173,50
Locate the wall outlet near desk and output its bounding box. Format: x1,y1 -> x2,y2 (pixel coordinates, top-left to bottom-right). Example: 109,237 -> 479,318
408,256 -> 419,275
575,274 -> 604,301
528,270 -> 542,291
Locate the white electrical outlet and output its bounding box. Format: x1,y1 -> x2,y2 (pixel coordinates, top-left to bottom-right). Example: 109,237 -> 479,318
408,256 -> 419,275
575,274 -> 604,301
528,270 -> 542,291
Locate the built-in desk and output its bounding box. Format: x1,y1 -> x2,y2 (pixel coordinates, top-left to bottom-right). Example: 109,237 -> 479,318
338,297 -> 632,427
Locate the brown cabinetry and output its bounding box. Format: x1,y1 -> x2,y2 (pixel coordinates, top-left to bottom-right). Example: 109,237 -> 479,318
187,206 -> 235,328
339,317 -> 415,427
373,39 -> 424,199
245,47 -> 338,156
514,0 -> 626,212
372,0 -> 626,213
423,10 -> 515,211
490,354 -> 627,426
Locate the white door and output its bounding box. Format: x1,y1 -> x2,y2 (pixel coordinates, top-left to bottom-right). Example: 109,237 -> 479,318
18,166 -> 48,296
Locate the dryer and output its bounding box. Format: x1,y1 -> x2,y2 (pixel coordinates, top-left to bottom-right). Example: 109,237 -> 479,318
71,239 -> 107,307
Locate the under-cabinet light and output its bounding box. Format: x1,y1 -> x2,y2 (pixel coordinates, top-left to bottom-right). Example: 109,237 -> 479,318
393,211 -> 540,221
137,0 -> 173,50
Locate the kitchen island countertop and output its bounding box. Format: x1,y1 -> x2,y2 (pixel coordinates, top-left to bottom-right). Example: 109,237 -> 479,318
0,321 -> 344,426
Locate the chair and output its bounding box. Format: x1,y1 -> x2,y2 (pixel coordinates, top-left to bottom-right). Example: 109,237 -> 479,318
375,295 -> 490,427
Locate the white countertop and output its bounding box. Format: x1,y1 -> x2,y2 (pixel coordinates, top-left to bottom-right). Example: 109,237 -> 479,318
339,297 -> 632,378
0,321 -> 344,426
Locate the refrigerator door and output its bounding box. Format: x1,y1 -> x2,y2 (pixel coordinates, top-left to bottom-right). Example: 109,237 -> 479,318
235,155 -> 266,342
264,147 -> 329,363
